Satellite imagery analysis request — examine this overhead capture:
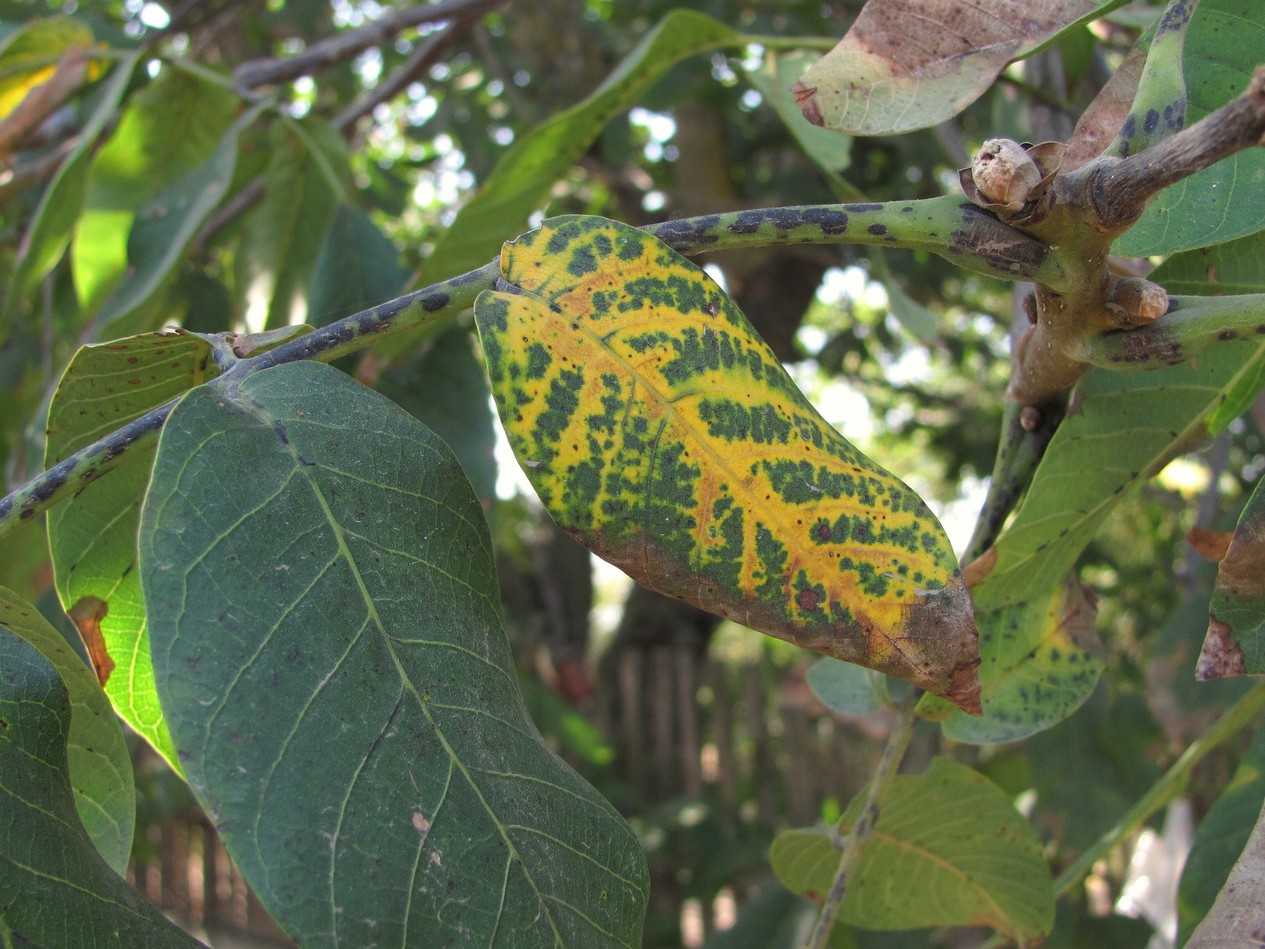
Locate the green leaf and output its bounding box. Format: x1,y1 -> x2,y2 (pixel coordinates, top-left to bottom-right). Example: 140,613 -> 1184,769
375,326 -> 499,507
770,758 -> 1053,941
139,361 -> 649,946
1176,724 -> 1265,944
743,50 -> 853,192
0,628 -> 199,947
476,216 -> 980,710
1150,230 -> 1265,296
1114,0 -> 1265,257
924,575 -> 1103,743
791,0 -> 1119,135
47,330 -> 217,770
421,9 -> 749,283
3,50 -> 141,328
308,203 -> 409,326
975,339 -> 1265,609
73,63 -> 240,316
236,115 -> 350,330
1197,476 -> 1265,678
97,101 -> 269,334
806,658 -> 887,716
0,586 -> 134,873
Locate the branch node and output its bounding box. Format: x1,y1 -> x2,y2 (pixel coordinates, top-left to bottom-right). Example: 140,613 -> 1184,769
1105,275 -> 1169,329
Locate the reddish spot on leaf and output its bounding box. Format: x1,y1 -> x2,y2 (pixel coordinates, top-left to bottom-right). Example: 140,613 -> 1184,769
797,588 -> 820,612
68,595 -> 114,686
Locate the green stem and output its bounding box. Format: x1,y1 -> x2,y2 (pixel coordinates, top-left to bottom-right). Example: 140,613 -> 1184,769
1053,679 -> 1265,899
647,196 -> 1066,288
0,201 -> 1056,540
1105,0 -> 1196,161
805,688 -> 922,949
963,396 -> 1066,564
1079,294 -> 1265,370
0,264 -> 499,538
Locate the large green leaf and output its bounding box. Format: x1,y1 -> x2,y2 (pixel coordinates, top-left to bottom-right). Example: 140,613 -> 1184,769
421,9 -> 749,283
0,586 -> 133,873
1176,724 -> 1265,944
139,361 -> 648,946
476,216 -> 980,709
235,116 -> 349,330
1114,0 -> 1265,256
47,331 -> 217,770
0,628 -> 199,947
790,0 -> 1121,135
769,757 -> 1053,942
924,575 -> 1103,743
73,63 -> 240,316
974,339 -> 1265,608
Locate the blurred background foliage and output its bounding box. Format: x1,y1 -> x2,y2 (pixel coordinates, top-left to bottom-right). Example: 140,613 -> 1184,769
3,0 -> 1263,945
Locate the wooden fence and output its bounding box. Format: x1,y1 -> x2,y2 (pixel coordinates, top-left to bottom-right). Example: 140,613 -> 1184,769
131,648 -> 880,946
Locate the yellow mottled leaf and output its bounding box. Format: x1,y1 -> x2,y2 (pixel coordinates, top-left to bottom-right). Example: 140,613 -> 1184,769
474,216 -> 980,710
0,17 -> 101,120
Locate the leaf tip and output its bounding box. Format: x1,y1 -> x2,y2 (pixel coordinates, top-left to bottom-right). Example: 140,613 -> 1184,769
902,577 -> 981,715
791,78 -> 823,126
68,595 -> 114,687
1197,616 -> 1246,680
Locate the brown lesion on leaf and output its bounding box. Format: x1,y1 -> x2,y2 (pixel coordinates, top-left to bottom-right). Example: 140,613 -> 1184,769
1197,617 -> 1247,681
68,595 -> 115,687
1215,513 -> 1265,600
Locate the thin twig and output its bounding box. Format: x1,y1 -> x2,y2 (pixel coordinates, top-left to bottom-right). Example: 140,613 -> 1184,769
333,18 -> 468,135
233,0 -> 507,92
805,688 -> 921,949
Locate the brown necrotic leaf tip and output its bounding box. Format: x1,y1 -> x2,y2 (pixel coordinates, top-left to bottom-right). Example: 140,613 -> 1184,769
68,595 -> 115,686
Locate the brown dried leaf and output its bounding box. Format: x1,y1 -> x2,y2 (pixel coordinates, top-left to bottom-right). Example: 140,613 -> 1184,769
68,595 -> 114,686
793,0 -> 1102,135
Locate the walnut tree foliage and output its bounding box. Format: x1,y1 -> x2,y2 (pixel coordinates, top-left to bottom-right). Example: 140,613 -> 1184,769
3,1 -> 1265,946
